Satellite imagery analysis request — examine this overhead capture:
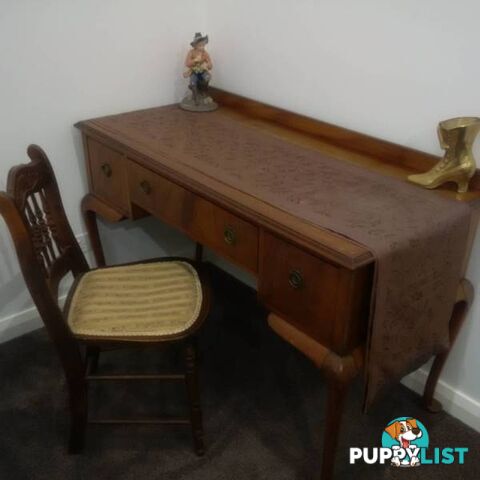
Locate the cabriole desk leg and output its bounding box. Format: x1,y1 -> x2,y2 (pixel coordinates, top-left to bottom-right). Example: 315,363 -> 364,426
267,313 -> 363,480
320,378 -> 350,480
81,194 -> 125,268
423,278 -> 473,412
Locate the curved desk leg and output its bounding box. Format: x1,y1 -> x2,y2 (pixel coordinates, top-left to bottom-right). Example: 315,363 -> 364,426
81,194 -> 125,268
423,278 -> 474,412
320,378 -> 351,480
268,314 -> 363,480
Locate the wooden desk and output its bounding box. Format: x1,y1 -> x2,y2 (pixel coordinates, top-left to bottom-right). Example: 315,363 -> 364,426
76,89 -> 476,479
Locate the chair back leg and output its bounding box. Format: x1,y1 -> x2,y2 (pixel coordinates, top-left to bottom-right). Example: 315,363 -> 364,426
184,340 -> 204,456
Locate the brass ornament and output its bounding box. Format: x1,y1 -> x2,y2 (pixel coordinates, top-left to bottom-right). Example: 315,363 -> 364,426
408,117 -> 480,193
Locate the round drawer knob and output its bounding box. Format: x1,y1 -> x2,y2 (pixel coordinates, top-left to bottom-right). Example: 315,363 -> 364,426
288,269 -> 304,289
140,180 -> 151,194
224,226 -> 236,246
101,163 -> 112,178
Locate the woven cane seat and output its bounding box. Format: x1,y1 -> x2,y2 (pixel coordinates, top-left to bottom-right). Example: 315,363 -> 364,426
67,261 -> 203,338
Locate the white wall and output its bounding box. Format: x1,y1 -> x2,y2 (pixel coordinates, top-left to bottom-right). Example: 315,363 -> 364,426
0,0 -> 205,337
0,0 -> 478,429
206,0 -> 480,154
205,0 -> 480,429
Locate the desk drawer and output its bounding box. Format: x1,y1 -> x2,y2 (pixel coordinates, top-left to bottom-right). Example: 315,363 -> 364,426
87,138 -> 129,212
128,161 -> 192,230
190,199 -> 259,273
259,231 -> 340,347
128,161 -> 259,272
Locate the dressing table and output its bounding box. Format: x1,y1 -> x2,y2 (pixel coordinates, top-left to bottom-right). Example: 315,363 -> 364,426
75,89 -> 478,479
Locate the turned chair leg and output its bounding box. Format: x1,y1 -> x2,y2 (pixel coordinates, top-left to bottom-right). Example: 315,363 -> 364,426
86,346 -> 100,375
320,378 -> 350,480
68,382 -> 88,454
423,279 -> 473,412
184,340 -> 205,456
195,243 -> 204,263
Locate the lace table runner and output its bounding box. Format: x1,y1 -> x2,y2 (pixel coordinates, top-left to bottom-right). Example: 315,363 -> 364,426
98,106 -> 472,406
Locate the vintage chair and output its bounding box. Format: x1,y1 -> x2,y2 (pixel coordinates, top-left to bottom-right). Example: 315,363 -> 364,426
0,145 -> 210,455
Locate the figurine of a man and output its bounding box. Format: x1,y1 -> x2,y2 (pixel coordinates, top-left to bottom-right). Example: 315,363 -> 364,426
180,33 -> 217,111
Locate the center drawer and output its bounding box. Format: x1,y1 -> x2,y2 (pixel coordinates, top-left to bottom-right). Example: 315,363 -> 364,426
189,196 -> 259,273
128,160 -> 192,230
128,160 -> 259,273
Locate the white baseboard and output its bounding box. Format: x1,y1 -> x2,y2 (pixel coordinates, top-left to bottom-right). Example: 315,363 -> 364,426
402,368 -> 480,433
0,305 -> 43,344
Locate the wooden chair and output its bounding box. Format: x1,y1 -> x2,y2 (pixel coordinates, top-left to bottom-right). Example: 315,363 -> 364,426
0,145 -> 211,455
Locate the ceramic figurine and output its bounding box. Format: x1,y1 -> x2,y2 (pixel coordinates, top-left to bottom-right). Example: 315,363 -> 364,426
180,33 -> 218,112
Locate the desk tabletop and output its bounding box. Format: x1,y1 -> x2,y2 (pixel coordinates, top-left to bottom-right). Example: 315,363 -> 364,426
76,89 -> 480,270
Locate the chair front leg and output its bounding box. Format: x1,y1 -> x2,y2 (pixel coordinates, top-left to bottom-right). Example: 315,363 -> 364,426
86,346 -> 101,375
184,339 -> 205,456
67,379 -> 88,454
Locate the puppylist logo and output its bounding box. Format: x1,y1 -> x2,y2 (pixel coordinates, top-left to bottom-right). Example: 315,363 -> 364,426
350,417 -> 468,467
382,417 -> 428,467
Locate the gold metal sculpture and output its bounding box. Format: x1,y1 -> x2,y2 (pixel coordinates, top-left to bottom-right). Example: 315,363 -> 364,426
408,117 -> 480,193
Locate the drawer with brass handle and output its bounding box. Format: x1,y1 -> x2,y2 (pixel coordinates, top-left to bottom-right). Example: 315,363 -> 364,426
190,198 -> 258,273
87,138 -> 129,212
288,269 -> 304,289
139,180 -> 152,195
128,160 -> 193,231
259,231 -> 341,347
223,225 -> 236,246
128,160 -> 258,273
101,163 -> 112,178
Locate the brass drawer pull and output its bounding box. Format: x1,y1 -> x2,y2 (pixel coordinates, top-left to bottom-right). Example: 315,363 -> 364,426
101,163 -> 112,178
140,180 -> 152,194
224,225 -> 236,246
288,270 -> 304,289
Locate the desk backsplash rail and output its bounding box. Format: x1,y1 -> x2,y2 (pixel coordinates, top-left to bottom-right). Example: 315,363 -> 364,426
210,87 -> 480,193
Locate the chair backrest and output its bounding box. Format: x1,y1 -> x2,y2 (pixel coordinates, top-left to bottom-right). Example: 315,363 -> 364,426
0,145 -> 88,382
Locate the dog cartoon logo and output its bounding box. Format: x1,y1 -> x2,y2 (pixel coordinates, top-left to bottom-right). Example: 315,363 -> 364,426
351,416 -> 467,467
382,417 -> 429,467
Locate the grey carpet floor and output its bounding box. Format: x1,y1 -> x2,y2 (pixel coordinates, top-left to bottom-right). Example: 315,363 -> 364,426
0,265 -> 478,480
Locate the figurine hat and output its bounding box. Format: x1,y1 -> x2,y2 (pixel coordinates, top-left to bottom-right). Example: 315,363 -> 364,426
191,32 -> 209,47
